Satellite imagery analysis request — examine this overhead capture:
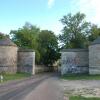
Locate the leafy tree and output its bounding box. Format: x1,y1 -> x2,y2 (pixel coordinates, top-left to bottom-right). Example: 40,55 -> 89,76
10,22 -> 40,49
59,12 -> 91,48
88,25 -> 100,42
10,22 -> 40,63
38,30 -> 60,66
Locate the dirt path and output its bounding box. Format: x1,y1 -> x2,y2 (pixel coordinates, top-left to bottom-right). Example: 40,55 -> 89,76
0,73 -> 66,100
24,76 -> 65,100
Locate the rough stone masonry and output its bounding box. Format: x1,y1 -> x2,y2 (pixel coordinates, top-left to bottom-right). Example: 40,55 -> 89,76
61,49 -> 89,75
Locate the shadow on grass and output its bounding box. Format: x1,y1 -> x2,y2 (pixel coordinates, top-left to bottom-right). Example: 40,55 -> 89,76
69,96 -> 100,100
61,74 -> 100,80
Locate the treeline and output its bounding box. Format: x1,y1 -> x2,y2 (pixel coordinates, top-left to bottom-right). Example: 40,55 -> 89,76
1,12 -> 100,66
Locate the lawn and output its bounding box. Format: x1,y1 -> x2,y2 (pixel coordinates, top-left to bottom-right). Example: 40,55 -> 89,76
0,72 -> 32,83
69,96 -> 100,100
61,74 -> 100,80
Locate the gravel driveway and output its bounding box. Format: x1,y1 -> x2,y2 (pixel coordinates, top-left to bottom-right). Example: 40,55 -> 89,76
60,79 -> 100,98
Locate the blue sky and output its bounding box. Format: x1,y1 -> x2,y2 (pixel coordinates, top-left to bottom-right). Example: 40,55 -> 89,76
0,0 -> 100,35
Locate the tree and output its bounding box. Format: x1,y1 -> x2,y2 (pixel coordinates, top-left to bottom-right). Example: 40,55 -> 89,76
10,22 -> 40,49
59,12 -> 91,48
10,22 -> 40,63
38,30 -> 60,66
88,25 -> 100,42
10,23 -> 60,66
0,32 -> 8,39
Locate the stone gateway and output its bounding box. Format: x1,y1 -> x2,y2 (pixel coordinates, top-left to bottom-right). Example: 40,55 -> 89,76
61,37 -> 100,75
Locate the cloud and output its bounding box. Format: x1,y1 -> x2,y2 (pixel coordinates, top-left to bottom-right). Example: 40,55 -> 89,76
40,21 -> 63,35
71,0 -> 100,26
48,0 -> 55,8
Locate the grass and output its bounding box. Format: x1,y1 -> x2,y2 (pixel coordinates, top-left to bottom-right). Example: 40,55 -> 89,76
0,72 -> 32,83
61,74 -> 100,80
69,96 -> 100,100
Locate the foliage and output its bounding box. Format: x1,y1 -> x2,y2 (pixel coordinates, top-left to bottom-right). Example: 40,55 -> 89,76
10,22 -> 40,49
10,22 -> 40,63
88,25 -> 100,42
38,30 -> 60,66
59,12 -> 91,48
0,32 -> 8,39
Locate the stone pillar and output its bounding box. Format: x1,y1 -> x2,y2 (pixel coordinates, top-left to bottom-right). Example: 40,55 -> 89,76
18,49 -> 35,75
89,37 -> 100,74
32,52 -> 35,75
0,38 -> 18,74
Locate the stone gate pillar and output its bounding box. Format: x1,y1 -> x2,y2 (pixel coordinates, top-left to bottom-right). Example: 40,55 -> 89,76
89,37 -> 100,74
0,38 -> 18,74
18,48 -> 35,75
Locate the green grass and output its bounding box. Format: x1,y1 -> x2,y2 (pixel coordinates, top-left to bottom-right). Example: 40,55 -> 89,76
61,74 -> 100,80
0,72 -> 32,83
69,96 -> 100,100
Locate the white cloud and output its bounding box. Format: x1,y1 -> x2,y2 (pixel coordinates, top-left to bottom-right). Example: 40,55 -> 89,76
40,21 -> 63,35
48,21 -> 63,35
48,0 -> 55,8
71,0 -> 100,26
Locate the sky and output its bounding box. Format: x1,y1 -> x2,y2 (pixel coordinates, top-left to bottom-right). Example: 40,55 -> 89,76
0,0 -> 100,35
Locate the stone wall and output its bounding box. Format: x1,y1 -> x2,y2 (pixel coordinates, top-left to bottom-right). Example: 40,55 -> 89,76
89,44 -> 100,74
18,49 -> 35,75
61,49 -> 89,75
0,46 -> 18,74
35,65 -> 53,73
